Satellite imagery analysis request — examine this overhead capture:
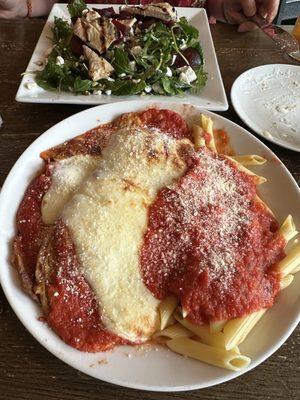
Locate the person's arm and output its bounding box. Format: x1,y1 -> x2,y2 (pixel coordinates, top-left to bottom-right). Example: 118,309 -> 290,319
0,0 -> 56,19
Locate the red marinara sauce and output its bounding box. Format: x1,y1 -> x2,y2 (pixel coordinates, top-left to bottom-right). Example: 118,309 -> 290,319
44,219 -> 126,352
140,148 -> 286,324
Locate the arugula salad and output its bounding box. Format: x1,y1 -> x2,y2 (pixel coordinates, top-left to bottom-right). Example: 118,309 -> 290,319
36,0 -> 207,96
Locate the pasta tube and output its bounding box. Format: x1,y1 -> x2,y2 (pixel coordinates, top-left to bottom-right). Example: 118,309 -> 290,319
277,215 -> 298,243
167,338 -> 251,371
200,115 -> 217,152
158,296 -> 179,330
209,320 -> 226,333
254,195 -> 275,217
222,309 -> 266,350
192,125 -> 206,151
175,314 -> 225,349
225,156 -> 267,185
153,323 -> 192,340
275,244 -> 300,276
280,274 -> 294,290
230,155 -> 267,166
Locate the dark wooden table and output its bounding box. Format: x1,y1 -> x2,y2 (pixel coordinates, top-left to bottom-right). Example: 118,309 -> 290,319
0,19 -> 299,400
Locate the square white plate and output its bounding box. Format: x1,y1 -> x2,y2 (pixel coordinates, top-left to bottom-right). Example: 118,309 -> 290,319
15,4 -> 228,110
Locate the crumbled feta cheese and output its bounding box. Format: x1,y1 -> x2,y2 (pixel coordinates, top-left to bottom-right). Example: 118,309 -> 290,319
180,39 -> 187,50
131,46 -> 142,56
144,86 -> 152,93
152,82 -> 164,94
53,292 -> 59,297
166,67 -> 172,77
129,61 -> 136,70
170,55 -> 177,66
25,82 -> 37,90
105,90 -> 112,95
93,90 -> 102,95
56,56 -> 64,66
119,73 -> 126,78
106,77 -> 115,82
133,79 -> 141,83
177,66 -> 197,84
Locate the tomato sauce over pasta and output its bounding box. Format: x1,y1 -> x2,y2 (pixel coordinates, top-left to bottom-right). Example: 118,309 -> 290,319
140,148 -> 285,324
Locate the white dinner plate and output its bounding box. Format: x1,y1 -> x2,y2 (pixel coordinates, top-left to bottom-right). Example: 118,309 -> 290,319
0,101 -> 299,392
15,4 -> 228,111
231,64 -> 300,152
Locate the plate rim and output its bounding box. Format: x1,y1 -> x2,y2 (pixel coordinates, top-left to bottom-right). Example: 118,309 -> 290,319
15,3 -> 228,111
230,63 -> 300,153
0,100 -> 299,391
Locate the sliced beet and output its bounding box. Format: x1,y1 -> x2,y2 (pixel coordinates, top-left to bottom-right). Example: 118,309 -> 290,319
93,7 -> 115,18
92,7 -> 133,20
174,47 -> 202,69
139,18 -> 157,30
112,19 -> 135,35
70,35 -> 84,55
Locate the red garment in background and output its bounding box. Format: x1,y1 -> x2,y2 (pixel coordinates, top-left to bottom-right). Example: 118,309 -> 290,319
86,0 -> 207,7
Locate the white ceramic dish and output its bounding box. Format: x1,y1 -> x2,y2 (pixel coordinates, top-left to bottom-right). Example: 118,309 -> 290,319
15,4 -> 228,111
0,101 -> 299,392
231,64 -> 300,152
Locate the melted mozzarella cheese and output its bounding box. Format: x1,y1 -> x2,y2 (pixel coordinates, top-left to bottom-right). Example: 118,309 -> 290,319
62,128 -> 191,342
42,155 -> 100,225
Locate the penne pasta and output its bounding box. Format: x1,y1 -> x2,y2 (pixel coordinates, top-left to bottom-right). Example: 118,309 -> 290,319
292,264 -> 300,274
230,155 -> 267,166
192,125 -> 206,151
153,323 -> 192,340
222,309 -> 266,350
167,337 -> 251,371
200,115 -> 217,152
275,244 -> 300,276
225,156 -> 267,185
254,195 -> 275,217
209,320 -> 226,333
175,314 -> 225,349
232,346 -> 241,355
277,215 -> 298,243
158,296 -> 179,330
280,274 -> 294,290
180,307 -> 189,319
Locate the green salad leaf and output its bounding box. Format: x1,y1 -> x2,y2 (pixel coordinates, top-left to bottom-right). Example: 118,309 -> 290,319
67,0 -> 86,19
73,77 -> 94,93
110,48 -> 134,76
52,17 -> 72,43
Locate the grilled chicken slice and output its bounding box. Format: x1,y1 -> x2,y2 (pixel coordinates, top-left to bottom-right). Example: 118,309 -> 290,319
84,9 -> 101,22
120,3 -> 177,22
83,45 -> 114,81
112,18 -> 137,34
73,16 -> 118,54
73,18 -> 87,42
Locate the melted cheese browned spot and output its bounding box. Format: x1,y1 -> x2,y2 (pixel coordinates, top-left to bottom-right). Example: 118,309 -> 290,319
61,128 -> 192,342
